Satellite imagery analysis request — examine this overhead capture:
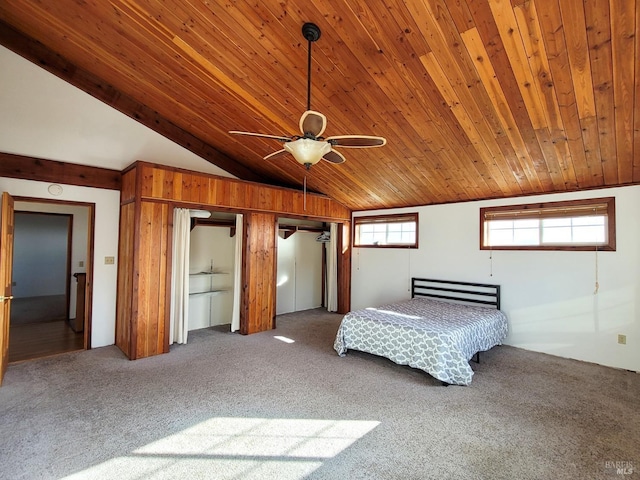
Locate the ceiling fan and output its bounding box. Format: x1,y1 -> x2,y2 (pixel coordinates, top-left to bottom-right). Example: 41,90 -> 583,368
230,22 -> 386,170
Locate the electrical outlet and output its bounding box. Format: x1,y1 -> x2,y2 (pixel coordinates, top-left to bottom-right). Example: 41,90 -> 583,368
618,334 -> 627,345
79,261 -> 84,267
104,256 -> 115,265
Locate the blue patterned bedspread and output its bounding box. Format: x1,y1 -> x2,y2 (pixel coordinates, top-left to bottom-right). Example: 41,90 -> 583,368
333,297 -> 509,385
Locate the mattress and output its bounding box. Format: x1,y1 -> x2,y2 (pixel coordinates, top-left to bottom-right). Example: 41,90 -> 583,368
334,297 -> 508,385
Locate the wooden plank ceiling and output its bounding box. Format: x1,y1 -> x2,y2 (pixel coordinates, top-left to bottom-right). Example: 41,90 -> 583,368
0,0 -> 638,211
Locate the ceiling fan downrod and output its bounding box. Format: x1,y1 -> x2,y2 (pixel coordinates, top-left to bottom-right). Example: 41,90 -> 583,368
302,23 -> 321,113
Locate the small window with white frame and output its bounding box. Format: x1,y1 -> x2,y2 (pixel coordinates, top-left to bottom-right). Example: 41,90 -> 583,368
354,213 -> 418,248
480,197 -> 615,251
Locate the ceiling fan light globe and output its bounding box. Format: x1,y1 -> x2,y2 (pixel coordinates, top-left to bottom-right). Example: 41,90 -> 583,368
284,138 -> 332,167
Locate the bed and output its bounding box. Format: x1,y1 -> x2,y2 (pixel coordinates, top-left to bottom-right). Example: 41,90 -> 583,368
333,278 -> 509,385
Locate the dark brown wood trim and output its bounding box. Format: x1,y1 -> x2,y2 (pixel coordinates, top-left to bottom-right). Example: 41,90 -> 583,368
65,214 -> 73,328
0,152 -> 121,191
84,203 -> 95,350
0,20 -> 264,183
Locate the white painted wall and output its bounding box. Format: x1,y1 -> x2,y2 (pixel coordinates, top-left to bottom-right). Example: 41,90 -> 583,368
188,225 -> 235,329
352,185 -> 640,372
13,213 -> 68,297
14,202 -> 89,319
0,45 -> 236,178
276,231 -> 323,314
0,178 -> 120,348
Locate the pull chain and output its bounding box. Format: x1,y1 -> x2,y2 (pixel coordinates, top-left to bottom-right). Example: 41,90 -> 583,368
489,247 -> 493,277
593,207 -> 599,295
407,249 -> 411,292
485,213 -> 493,277
594,245 -> 599,295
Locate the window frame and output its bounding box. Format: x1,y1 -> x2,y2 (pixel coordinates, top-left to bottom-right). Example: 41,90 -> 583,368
480,197 -> 616,251
353,212 -> 419,249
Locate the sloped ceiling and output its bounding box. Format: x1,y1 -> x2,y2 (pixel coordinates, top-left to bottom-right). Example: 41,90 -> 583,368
0,45 -> 236,178
0,1 -> 639,211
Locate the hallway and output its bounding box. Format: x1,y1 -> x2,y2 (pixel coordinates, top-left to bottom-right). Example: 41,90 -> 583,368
9,295 -> 83,363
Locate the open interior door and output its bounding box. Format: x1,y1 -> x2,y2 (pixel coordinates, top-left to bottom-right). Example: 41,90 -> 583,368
0,192 -> 15,386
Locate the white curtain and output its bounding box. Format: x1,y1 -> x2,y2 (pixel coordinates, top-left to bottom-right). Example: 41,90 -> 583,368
326,222 -> 338,312
169,208 -> 191,344
231,213 -> 243,332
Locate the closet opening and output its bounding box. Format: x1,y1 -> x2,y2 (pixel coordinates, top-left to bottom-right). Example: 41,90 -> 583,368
276,218 -> 328,315
168,208 -> 244,347
187,211 -> 237,332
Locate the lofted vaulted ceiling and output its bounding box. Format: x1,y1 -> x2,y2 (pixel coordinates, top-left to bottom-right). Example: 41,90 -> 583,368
0,1 -> 639,211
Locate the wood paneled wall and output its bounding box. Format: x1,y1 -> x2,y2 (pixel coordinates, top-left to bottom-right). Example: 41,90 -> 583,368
116,197 -> 171,360
134,201 -> 171,358
116,162 -> 352,360
115,202 -> 135,357
241,213 -> 277,335
137,162 -> 351,221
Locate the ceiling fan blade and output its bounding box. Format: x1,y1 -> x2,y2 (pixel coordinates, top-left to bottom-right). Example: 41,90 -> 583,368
325,135 -> 387,148
299,110 -> 327,137
229,131 -> 292,142
323,149 -> 346,164
263,149 -> 288,161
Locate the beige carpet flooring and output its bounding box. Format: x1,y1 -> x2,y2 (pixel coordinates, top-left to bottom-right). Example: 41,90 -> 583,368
0,308 -> 638,479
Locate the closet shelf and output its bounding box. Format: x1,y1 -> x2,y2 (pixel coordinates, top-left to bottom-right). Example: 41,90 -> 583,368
189,289 -> 229,298
189,271 -> 229,276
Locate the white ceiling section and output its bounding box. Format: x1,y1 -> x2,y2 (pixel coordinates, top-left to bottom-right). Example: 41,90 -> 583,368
0,45 -> 235,178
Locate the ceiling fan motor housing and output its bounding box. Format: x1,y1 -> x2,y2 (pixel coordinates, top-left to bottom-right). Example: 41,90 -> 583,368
302,23 -> 321,43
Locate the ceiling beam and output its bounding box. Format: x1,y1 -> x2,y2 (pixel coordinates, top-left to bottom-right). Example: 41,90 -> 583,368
0,20 -> 265,183
0,151 -> 122,190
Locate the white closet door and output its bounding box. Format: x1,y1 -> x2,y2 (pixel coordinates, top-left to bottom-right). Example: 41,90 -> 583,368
294,233 -> 322,311
276,234 -> 296,314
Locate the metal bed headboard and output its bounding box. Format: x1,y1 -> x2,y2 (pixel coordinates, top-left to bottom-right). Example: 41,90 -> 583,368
411,278 -> 501,310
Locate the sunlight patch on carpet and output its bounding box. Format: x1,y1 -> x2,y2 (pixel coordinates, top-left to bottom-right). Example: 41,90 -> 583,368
274,335 -> 295,343
62,417 -> 380,479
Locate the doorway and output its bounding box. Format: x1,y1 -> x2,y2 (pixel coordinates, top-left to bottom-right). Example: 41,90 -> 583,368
8,200 -> 93,362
